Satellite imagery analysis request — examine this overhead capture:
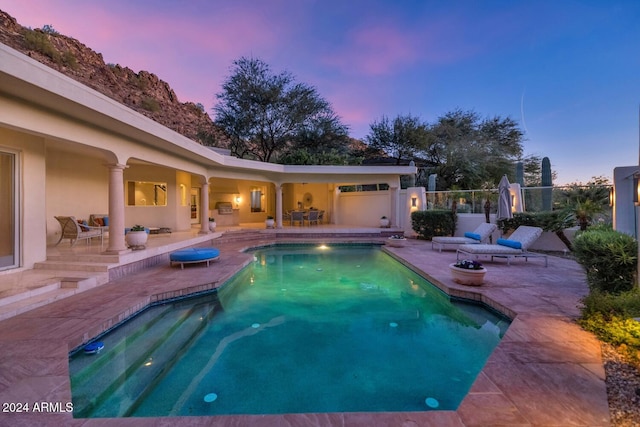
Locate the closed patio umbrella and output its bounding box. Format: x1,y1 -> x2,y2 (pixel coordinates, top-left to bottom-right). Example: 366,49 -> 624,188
497,175 -> 513,220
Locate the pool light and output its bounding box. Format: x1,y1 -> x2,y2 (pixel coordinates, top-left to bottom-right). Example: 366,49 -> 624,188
204,393 -> 218,403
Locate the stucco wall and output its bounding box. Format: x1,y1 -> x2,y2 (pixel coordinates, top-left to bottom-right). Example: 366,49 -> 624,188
0,129 -> 47,269
337,191 -> 391,226
124,164 -> 182,230
46,147 -> 109,243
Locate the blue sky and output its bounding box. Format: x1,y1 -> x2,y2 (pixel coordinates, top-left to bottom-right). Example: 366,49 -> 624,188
3,0 -> 639,185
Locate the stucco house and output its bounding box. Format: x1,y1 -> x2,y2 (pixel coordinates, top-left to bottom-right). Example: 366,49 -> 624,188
0,42 -> 416,273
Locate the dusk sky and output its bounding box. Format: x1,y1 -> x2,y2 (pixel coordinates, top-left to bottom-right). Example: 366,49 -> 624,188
4,0 -> 639,185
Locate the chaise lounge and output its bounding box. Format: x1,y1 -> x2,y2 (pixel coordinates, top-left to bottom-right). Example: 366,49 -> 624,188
432,222 -> 497,252
54,216 -> 104,247
456,225 -> 547,266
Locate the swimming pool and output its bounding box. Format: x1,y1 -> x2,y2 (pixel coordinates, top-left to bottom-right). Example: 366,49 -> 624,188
69,244 -> 509,417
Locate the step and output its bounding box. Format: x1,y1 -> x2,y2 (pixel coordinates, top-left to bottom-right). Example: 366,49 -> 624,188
0,280 -> 61,307
0,287 -> 77,321
34,260 -> 113,272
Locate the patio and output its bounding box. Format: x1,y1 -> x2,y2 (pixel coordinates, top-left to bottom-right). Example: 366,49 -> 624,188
0,234 -> 610,426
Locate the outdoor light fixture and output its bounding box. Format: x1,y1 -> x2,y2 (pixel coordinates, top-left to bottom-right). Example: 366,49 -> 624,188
634,176 -> 640,206
235,196 -> 241,204
609,187 -> 614,207
411,197 -> 417,207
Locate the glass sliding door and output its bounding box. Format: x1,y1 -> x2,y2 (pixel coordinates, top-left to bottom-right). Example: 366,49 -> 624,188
0,151 -> 17,270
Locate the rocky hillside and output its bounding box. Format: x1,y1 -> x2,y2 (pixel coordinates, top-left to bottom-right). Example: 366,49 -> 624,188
0,9 -> 227,146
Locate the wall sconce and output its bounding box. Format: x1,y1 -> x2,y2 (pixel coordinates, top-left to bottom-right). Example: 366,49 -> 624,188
235,196 -> 241,205
609,186 -> 614,207
634,176 -> 640,205
411,197 -> 417,207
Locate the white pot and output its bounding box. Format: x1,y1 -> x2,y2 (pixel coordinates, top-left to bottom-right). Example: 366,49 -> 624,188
265,219 -> 275,229
386,238 -> 407,247
380,218 -> 390,228
209,221 -> 216,231
125,230 -> 148,249
449,264 -> 487,286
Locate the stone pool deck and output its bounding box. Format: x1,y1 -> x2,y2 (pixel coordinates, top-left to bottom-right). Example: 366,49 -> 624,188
0,237 -> 610,426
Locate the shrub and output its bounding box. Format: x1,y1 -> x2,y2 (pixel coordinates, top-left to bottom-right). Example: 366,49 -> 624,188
579,312 -> 640,365
22,28 -> 60,62
573,229 -> 637,293
141,97 -> 160,112
497,211 -> 575,234
411,210 -> 456,240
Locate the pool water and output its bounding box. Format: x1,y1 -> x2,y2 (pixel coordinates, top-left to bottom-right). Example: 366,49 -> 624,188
69,244 -> 509,417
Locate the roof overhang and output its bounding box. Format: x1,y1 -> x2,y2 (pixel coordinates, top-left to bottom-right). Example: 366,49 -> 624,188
0,43 -> 416,181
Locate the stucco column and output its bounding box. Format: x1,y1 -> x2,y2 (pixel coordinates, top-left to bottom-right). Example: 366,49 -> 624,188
275,184 -> 283,228
332,187 -> 340,225
105,163 -> 128,253
199,181 -> 210,234
390,186 -> 399,228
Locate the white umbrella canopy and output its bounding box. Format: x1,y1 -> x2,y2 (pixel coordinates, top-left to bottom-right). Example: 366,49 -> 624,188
497,175 -> 513,220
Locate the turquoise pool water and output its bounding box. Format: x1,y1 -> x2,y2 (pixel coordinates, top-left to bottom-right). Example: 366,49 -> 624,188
69,244 -> 509,417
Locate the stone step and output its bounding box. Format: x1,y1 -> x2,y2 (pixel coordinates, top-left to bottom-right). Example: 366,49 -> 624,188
34,260 -> 113,272
46,253 -> 122,263
0,287 -> 77,321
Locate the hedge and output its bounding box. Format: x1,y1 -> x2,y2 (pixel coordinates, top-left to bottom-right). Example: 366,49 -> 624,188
411,210 -> 456,240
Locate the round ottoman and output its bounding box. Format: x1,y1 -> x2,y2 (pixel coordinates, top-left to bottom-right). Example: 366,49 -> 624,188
170,247 -> 220,269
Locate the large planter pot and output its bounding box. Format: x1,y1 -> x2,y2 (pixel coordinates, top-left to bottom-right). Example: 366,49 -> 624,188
125,230 -> 148,250
265,219 -> 275,229
380,218 -> 390,228
386,237 -> 407,247
449,264 -> 487,286
209,221 -> 217,232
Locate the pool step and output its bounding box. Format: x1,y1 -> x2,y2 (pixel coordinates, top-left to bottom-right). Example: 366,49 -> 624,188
70,298 -> 218,418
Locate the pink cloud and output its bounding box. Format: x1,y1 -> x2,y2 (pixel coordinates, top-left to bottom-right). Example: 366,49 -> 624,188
322,24 -> 419,76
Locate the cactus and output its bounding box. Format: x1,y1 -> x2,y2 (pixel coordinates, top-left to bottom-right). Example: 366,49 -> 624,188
541,157 -> 552,210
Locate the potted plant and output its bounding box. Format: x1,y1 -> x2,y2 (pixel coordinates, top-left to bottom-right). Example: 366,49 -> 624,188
449,259 -> 487,286
380,216 -> 390,228
208,217 -> 216,231
125,224 -> 148,249
386,234 -> 407,247
265,216 -> 275,229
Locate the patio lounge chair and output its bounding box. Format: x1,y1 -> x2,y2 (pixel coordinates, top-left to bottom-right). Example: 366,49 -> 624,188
456,225 -> 547,266
431,222 -> 497,252
54,216 -> 104,247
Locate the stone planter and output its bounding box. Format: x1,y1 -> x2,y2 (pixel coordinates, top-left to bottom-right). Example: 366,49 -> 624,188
209,221 -> 216,232
125,230 -> 148,250
449,264 -> 487,286
265,218 -> 275,229
386,237 -> 407,247
380,218 -> 390,228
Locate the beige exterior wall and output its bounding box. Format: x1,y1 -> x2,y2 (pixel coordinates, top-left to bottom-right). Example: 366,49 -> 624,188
0,129 -> 47,269
337,191 -> 391,227
45,147 -> 109,243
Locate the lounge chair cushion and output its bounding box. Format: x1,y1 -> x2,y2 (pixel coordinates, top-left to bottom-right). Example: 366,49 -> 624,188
497,238 -> 522,249
464,232 -> 482,241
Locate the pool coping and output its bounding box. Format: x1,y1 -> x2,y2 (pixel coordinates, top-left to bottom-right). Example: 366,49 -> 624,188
0,237 -> 611,426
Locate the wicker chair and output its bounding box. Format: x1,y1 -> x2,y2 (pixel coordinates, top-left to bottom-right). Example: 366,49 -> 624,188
54,216 -> 103,246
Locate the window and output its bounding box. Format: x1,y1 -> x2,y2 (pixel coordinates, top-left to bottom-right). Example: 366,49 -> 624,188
126,181 -> 168,206
338,183 -> 389,192
0,151 -> 18,270
250,186 -> 265,212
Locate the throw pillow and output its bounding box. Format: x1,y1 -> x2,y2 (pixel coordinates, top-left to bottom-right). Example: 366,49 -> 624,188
497,238 -> 522,249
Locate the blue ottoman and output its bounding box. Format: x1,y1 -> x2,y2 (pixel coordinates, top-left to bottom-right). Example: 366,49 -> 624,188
170,247 -> 220,269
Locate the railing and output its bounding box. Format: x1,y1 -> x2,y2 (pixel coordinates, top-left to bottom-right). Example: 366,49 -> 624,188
424,185 -> 613,216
